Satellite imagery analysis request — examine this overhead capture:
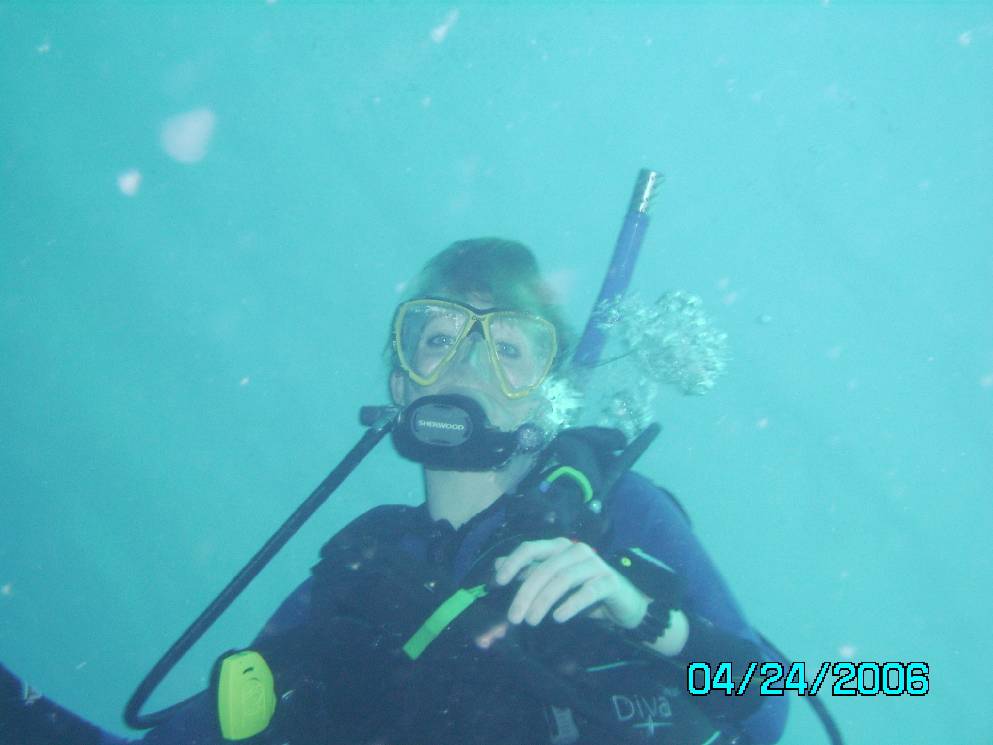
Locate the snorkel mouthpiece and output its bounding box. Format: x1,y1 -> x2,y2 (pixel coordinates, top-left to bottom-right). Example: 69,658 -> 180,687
392,394 -> 544,471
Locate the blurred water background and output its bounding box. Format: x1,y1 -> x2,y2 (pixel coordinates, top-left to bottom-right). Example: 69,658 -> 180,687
1,3 -> 991,743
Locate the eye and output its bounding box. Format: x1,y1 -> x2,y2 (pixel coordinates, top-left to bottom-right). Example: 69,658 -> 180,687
495,341 -> 521,359
427,333 -> 456,349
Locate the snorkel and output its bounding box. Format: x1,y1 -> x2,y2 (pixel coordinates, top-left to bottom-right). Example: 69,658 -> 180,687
573,169 -> 662,371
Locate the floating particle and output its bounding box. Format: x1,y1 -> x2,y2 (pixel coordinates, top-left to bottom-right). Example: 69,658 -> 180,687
756,417 -> 769,430
117,169 -> 141,196
160,108 -> 216,164
958,30 -> 972,46
239,376 -> 250,386
430,9 -> 459,43
0,583 -> 11,596
980,374 -> 993,388
838,644 -> 856,659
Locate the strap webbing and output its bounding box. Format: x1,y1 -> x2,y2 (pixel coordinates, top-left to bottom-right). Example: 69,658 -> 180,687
402,584 -> 489,660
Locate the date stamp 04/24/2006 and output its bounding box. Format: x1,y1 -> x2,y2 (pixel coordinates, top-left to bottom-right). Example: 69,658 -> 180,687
687,661 -> 929,697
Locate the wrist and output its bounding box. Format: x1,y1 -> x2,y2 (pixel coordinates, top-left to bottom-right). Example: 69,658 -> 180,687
623,596 -> 670,640
617,589 -> 652,630
629,606 -> 689,657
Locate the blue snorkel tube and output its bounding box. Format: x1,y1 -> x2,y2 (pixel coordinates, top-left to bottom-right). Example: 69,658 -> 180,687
572,169 -> 662,371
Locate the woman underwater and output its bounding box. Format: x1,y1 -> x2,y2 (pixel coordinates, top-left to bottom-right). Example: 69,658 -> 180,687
2,238 -> 788,745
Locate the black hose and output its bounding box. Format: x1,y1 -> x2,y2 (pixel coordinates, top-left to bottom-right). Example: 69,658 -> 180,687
758,634 -> 845,745
124,407 -> 400,730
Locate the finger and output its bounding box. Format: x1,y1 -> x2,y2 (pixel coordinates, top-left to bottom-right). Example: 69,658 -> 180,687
518,557 -> 607,626
494,538 -> 572,586
551,573 -> 616,623
493,556 -> 536,587
496,538 -> 571,585
506,543 -> 599,624
512,542 -> 598,611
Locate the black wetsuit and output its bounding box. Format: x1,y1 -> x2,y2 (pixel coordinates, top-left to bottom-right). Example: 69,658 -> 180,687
138,472 -> 787,745
1,472 -> 787,744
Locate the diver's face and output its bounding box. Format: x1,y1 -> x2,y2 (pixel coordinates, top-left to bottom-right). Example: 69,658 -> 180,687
390,296 -> 546,431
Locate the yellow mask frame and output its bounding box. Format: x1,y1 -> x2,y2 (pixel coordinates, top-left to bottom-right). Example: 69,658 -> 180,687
392,298 -> 558,400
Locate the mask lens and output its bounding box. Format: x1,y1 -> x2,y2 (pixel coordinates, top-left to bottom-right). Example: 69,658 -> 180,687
487,313 -> 556,394
397,302 -> 471,380
396,301 -> 557,396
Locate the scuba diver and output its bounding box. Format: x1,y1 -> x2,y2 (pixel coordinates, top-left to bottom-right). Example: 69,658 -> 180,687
1,237 -> 789,744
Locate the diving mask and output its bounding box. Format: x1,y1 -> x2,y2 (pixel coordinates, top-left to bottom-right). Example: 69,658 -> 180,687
392,298 -> 558,399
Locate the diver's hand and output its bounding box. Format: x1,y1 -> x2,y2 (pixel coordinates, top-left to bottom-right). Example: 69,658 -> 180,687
493,538 -> 649,630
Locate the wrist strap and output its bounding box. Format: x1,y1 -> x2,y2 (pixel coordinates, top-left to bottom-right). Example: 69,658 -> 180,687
624,598 -> 672,643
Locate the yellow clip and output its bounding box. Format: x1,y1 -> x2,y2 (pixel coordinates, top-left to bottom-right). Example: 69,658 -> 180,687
216,650 -> 276,740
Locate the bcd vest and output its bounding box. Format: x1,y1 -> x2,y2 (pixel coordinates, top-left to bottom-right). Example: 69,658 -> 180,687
252,494 -> 733,745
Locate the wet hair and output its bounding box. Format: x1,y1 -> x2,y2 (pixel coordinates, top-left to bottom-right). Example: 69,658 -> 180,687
386,238 -> 574,375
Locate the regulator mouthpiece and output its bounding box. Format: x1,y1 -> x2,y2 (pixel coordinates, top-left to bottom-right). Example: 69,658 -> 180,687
392,394 -> 545,471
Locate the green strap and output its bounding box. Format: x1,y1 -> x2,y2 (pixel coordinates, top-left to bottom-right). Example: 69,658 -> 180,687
544,466 -> 594,503
402,584 -> 489,660
700,730 -> 723,745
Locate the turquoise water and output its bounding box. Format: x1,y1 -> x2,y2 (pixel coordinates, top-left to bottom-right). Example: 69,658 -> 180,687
2,3 -> 991,742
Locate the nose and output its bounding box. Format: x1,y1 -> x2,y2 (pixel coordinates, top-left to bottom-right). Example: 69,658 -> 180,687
449,328 -> 495,381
